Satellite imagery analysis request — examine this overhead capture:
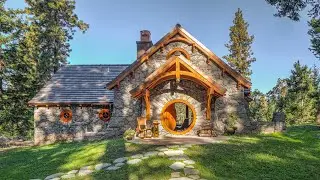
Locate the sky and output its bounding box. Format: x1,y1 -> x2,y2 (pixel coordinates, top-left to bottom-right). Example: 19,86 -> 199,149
5,0 -> 319,93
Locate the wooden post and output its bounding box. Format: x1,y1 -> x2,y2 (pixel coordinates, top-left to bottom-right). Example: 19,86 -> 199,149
144,89 -> 151,120
206,89 -> 213,120
176,60 -> 180,83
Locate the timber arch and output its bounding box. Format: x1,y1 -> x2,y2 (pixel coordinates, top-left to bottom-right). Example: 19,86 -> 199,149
130,56 -> 227,120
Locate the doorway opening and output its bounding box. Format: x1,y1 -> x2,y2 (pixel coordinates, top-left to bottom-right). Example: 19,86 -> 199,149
161,99 -> 196,135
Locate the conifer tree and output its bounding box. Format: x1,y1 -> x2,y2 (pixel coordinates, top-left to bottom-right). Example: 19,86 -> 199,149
0,0 -> 88,138
223,8 -> 256,78
311,65 -> 320,122
284,61 -> 317,124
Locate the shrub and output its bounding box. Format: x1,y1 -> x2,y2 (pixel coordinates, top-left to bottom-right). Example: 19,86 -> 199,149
226,113 -> 238,128
123,128 -> 135,140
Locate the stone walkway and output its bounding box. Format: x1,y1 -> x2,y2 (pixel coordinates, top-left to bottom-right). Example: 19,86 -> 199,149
36,143 -> 216,180
130,135 -> 229,145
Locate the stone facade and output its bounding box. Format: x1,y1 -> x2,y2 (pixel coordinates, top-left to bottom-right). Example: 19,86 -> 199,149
34,106 -> 111,145
149,79 -> 207,136
107,40 -> 251,137
33,28 -> 260,144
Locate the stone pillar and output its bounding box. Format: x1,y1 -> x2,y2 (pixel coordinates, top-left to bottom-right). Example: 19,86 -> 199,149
272,112 -> 286,132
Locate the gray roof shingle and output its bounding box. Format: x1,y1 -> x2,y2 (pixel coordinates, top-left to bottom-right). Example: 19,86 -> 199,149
29,64 -> 129,105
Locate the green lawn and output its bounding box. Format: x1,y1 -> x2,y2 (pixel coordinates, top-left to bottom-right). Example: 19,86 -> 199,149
0,125 -> 319,180
187,125 -> 320,180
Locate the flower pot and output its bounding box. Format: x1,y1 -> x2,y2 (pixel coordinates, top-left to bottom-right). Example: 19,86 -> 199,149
126,136 -> 133,141
225,127 -> 236,135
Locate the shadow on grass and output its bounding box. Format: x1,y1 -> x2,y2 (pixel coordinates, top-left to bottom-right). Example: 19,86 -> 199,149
185,125 -> 320,180
72,140 -> 172,180
0,139 -> 122,180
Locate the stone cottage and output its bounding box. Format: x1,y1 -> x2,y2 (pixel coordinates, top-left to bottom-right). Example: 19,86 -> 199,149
29,24 -> 253,145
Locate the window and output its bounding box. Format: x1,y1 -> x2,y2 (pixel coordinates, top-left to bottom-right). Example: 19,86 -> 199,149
60,109 -> 72,123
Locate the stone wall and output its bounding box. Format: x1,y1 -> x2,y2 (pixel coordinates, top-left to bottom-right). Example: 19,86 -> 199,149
34,35 -> 253,143
148,79 -> 207,136
108,39 -> 251,136
34,106 -> 110,145
245,112 -> 286,134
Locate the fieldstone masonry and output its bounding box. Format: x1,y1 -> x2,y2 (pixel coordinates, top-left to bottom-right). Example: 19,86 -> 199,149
33,32 -> 256,144
107,40 -> 251,137
34,107 -> 110,145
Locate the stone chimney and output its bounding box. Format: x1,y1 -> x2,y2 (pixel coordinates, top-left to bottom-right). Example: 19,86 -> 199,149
136,30 -> 153,59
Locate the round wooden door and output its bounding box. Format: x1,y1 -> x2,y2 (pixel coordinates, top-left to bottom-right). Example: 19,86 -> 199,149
162,103 -> 176,131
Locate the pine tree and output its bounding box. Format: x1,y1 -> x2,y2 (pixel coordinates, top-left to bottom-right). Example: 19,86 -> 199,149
308,18 -> 320,58
0,0 -> 88,138
25,0 -> 89,88
311,65 -> 320,123
284,61 -> 317,124
223,8 -> 256,78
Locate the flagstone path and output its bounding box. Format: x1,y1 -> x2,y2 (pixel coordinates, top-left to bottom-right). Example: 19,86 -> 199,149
35,144 -> 210,180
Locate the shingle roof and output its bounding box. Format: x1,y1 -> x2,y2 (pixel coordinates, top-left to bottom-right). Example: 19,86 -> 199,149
29,64 -> 129,105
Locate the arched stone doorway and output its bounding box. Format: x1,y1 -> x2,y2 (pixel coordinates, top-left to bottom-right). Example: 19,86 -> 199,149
160,99 -> 196,135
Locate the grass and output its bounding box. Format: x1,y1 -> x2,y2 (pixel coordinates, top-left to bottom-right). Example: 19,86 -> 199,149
186,125 -> 320,180
0,125 -> 319,180
0,139 -> 156,180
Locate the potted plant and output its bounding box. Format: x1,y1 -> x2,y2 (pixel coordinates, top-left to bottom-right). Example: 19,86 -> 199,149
123,128 -> 136,140
225,113 -> 238,135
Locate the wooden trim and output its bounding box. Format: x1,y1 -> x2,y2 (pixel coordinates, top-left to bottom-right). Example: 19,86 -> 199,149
176,59 -> 180,82
160,99 -> 196,135
107,25 -> 251,90
164,37 -> 193,46
107,28 -> 179,89
144,89 -> 151,120
166,47 -> 191,60
28,102 -> 111,107
130,57 -> 227,98
206,89 -> 213,120
237,82 -> 242,90
221,69 -> 225,77
178,28 -> 251,88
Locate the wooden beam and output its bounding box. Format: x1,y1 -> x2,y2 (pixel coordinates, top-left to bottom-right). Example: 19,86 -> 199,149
221,69 -> 225,77
176,60 -> 180,83
144,89 -> 151,120
164,37 -> 193,46
237,82 -> 242,90
166,47 -> 191,60
130,57 -> 227,98
107,26 -> 251,90
130,71 -> 134,79
192,43 -> 195,53
206,56 -> 210,64
206,88 -> 214,120
116,81 -> 120,89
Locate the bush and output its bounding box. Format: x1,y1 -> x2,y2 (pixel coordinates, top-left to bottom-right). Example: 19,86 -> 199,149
226,113 -> 238,128
123,128 -> 135,140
